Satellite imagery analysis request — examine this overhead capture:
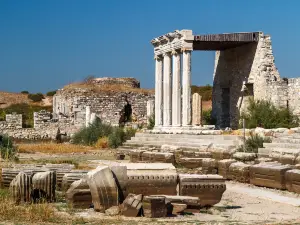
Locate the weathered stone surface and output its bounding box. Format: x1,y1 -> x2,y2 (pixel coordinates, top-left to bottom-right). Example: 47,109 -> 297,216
120,193 -> 143,217
110,165 -> 127,201
232,152 -> 257,162
9,172 -> 32,204
211,148 -> 235,160
178,174 -> 226,206
171,203 -> 187,214
61,171 -> 88,192
153,195 -> 201,207
105,206 -> 120,216
285,169 -> 300,194
249,163 -> 292,189
127,169 -> 177,196
32,171 -> 56,202
178,157 -> 203,168
194,151 -> 212,158
143,196 -> 167,218
153,152 -> 175,164
86,166 -> 118,212
129,150 -> 145,162
270,149 -> 300,165
161,144 -> 181,152
228,162 -> 250,183
66,179 -> 92,208
192,93 -> 202,126
202,158 -> 218,174
218,159 -> 237,179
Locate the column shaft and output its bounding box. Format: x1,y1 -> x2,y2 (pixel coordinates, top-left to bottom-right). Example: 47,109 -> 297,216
172,51 -> 181,126
163,53 -> 172,126
182,50 -> 192,126
154,56 -> 163,127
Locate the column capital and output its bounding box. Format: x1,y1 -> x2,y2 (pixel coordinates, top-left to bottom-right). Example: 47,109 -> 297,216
154,55 -> 163,60
181,48 -> 193,53
171,49 -> 181,55
163,52 -> 171,57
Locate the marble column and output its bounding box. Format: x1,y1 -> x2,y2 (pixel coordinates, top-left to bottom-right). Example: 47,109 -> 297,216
192,93 -> 202,126
163,52 -> 172,126
147,99 -> 155,118
172,50 -> 181,126
154,55 -> 163,127
182,50 -> 192,126
85,106 -> 91,127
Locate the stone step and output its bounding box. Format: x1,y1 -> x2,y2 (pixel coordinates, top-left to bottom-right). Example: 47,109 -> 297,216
130,137 -> 239,145
263,143 -> 300,149
135,133 -> 241,141
258,148 -> 272,158
272,138 -> 300,144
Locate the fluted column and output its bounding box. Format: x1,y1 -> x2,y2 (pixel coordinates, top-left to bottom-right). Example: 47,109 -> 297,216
172,50 -> 181,126
163,52 -> 172,126
154,55 -> 163,127
182,49 -> 192,126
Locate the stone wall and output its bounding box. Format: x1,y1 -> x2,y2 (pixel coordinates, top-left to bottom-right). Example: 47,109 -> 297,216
91,77 -> 140,88
212,33 -> 281,129
0,113 -> 22,129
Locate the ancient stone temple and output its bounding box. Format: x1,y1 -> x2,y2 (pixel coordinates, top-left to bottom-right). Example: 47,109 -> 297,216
151,29 -> 300,130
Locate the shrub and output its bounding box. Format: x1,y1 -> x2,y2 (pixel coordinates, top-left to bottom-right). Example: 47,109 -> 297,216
237,132 -> 272,153
28,93 -> 44,102
94,137 -> 109,148
124,127 -> 137,140
108,127 -> 126,148
0,135 -> 18,160
241,98 -> 299,129
46,90 -> 56,96
147,114 -> 155,130
21,91 -> 29,94
202,109 -> 216,125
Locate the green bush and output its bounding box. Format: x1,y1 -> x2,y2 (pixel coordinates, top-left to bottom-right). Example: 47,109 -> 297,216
28,93 -> 44,102
0,103 -> 52,128
241,98 -> 299,129
147,114 -> 155,130
237,132 -> 272,153
202,109 -> 216,125
46,90 -> 57,96
21,91 -> 29,94
124,127 -> 137,140
0,135 -> 18,160
191,84 -> 212,101
108,127 -> 126,148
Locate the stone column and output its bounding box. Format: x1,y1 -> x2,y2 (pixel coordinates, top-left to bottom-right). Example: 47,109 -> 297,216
154,55 -> 163,127
163,52 -> 172,126
182,50 -> 192,126
172,50 -> 181,126
192,93 -> 202,126
85,106 -> 91,127
147,99 -> 155,119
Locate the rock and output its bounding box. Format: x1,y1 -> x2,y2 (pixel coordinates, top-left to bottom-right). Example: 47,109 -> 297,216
86,166 -> 119,212
232,152 -> 257,162
178,174 -> 226,207
105,206 -> 120,216
32,171 -> 56,202
66,179 -> 92,208
9,172 -> 32,204
120,194 -> 143,217
143,196 -> 167,218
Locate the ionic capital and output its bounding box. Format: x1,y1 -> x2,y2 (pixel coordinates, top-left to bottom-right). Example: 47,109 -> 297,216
181,48 -> 193,53
171,49 -> 180,55
154,55 -> 163,60
163,52 -> 171,57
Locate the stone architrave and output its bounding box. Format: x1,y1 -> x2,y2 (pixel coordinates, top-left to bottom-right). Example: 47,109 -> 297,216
86,166 -> 118,212
85,106 -> 91,127
146,100 -> 155,119
163,52 -> 172,126
192,93 -> 202,126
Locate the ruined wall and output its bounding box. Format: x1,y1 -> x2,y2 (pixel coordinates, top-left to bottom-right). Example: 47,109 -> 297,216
0,113 -> 22,129
91,77 -> 140,88
212,33 -> 281,129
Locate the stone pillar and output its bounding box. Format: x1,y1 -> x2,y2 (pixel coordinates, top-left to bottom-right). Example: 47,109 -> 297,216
172,50 -> 181,126
90,113 -> 96,124
147,99 -> 155,118
163,52 -> 172,126
192,93 -> 202,126
182,50 -> 192,126
85,106 -> 91,127
154,56 -> 163,127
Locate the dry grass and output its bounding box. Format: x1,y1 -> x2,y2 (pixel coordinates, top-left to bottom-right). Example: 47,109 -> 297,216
18,143 -> 94,154
94,137 -> 109,149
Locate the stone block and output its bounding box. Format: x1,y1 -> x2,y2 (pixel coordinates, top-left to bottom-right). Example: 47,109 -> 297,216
153,152 -> 175,164
161,144 -> 181,152
61,171 -> 88,192
249,163 -> 293,189
143,196 -> 167,218
66,179 -> 92,208
31,171 -> 56,202
129,150 -> 145,162
120,193 -> 143,217
228,162 -> 250,183
194,151 -> 212,158
178,174 -> 226,206
171,203 -> 187,214
285,169 -> 300,194
211,148 -> 234,160
110,165 -> 127,202
9,172 -> 32,204
202,158 -> 218,174
86,166 -> 118,212
105,206 -> 120,216
232,152 -> 257,162
153,195 -> 201,207
218,159 -> 236,179
179,157 -> 203,168
141,151 -> 154,162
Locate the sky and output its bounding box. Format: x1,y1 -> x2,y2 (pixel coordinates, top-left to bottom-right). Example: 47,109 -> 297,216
0,0 -> 300,93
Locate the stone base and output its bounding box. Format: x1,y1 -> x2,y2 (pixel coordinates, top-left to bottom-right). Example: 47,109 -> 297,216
150,125 -> 219,135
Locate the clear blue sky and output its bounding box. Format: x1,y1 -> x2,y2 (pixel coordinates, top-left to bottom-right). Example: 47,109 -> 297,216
0,0 -> 299,93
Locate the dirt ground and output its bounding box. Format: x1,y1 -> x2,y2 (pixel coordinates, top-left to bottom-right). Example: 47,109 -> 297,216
3,150 -> 300,224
